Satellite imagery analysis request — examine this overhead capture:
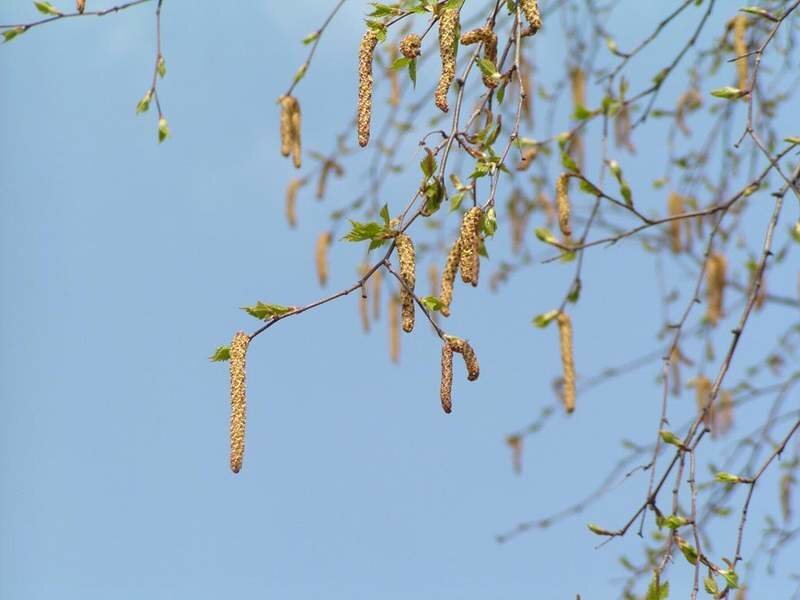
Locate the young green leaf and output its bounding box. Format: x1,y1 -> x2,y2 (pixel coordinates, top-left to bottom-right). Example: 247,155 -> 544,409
719,570 -> 739,589
535,227 -> 558,245
241,301 -> 294,321
2,27 -> 26,43
421,296 -> 444,312
136,90 -> 152,114
587,523 -> 614,536
34,1 -> 62,15
158,116 -> 170,143
532,309 -> 559,328
710,86 -> 747,100
209,345 -> 231,362
646,573 -> 669,600
659,430 -> 685,449
703,577 -> 719,595
343,220 -> 390,243
714,472 -> 742,484
157,55 -> 167,78
675,536 -> 699,564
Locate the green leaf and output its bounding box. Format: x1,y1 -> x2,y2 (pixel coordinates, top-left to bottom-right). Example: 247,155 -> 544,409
587,523 -> 614,536
422,178 -> 443,216
408,58 -> 417,87
379,204 -> 390,226
342,220 -> 390,243
607,159 -> 633,207
421,296 -> 444,312
675,536 -> 699,565
784,136 -> 800,145
534,227 -> 558,245
659,430 -> 684,449
739,6 -> 778,21
561,151 -> 579,173
578,178 -> 601,196
2,27 -> 26,43
714,472 -> 742,484
719,570 -> 739,589
136,90 -> 152,114
420,149 -> 437,178
302,31 -> 319,45
34,1 -> 61,15
157,55 -> 166,78
573,104 -> 593,120
711,86 -> 747,100
158,116 -> 170,143
449,190 -> 466,212
209,345 -> 231,362
532,309 -> 559,328
703,577 -> 719,595
661,515 -> 689,530
646,573 -> 669,600
391,56 -> 411,71
293,62 -> 308,84
791,221 -> 800,243
483,207 -> 497,237
241,301 -> 294,321
475,57 -> 500,82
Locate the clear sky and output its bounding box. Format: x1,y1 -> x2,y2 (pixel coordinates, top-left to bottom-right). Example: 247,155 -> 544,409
1,1 -> 798,599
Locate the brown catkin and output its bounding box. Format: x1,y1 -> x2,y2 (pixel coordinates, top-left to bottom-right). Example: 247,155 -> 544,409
316,231 -> 332,287
357,30 -> 379,147
556,312 -> 576,414
520,0 -> 542,35
285,178 -> 302,228
358,264 -> 370,333
77,0 -> 86,14
668,192 -> 684,253
440,342 -> 454,413
399,33 -> 421,59
693,375 -> 713,431
459,207 -> 483,286
395,233 -> 416,333
279,95 -> 302,168
614,103 -> 635,153
440,237 -> 461,317
448,337 -> 480,381
229,331 -> 250,474
506,435 -> 523,474
706,252 -> 727,325
556,173 -> 572,237
435,8 -> 459,113
460,27 -> 498,88
372,268 -> 382,320
389,294 -> 400,363
733,15 -> 748,91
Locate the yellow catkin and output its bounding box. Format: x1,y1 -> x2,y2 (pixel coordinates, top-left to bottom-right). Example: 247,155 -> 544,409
435,7 -> 459,113
459,207 -> 483,286
520,0 -> 542,35
556,312 -> 576,414
285,178 -> 302,228
229,331 -> 250,474
372,268 -> 382,320
357,29 -> 379,148
448,336 -> 480,381
315,231 -> 332,287
706,252 -> 727,325
693,375 -> 713,431
77,0 -> 86,14
714,389 -> 734,437
516,146 -> 538,171
667,192 -> 684,253
780,472 -> 792,522
395,233 -> 416,333
733,15 -> 748,91
506,435 -> 523,474
389,294 -> 400,363
440,342 -> 454,414
614,103 -> 635,153
556,173 -> 572,237
279,95 -> 302,168
440,237 -> 461,317
399,33 -> 421,59
460,27 -> 498,88
316,161 -> 332,200
358,264 -> 370,333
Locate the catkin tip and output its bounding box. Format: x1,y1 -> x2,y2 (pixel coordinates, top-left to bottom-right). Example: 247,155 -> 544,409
229,331 -> 250,474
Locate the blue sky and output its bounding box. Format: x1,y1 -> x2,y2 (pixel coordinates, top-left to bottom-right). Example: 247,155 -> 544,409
1,1 -> 798,598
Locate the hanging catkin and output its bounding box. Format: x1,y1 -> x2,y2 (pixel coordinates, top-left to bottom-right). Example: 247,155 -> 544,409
389,294 -> 400,363
229,331 -> 250,474
395,233 -> 416,333
667,192 -> 684,253
399,33 -> 421,59
357,29 -> 379,147
460,27 -> 498,88
556,174 -> 572,238
358,264 -> 370,333
279,95 -> 302,168
706,252 -> 727,325
440,238 -> 461,317
285,178 -> 302,228
520,0 -> 542,35
435,7 -> 459,112
459,207 -> 483,286
732,15 -> 748,91
77,0 -> 86,13
316,231 -> 332,287
448,336 -> 480,381
556,312 -> 576,414
440,342 -> 454,414
693,375 -> 713,431
372,268 -> 382,320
